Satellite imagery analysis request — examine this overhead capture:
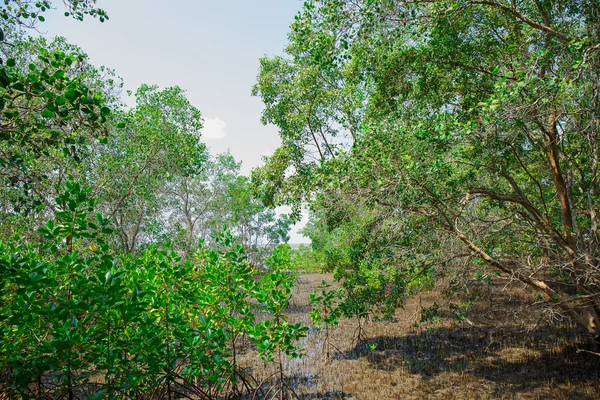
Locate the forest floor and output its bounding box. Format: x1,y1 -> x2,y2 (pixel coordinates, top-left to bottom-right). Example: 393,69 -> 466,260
239,273 -> 600,400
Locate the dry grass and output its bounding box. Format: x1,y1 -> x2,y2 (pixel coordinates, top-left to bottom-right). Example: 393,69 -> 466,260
238,273 -> 600,400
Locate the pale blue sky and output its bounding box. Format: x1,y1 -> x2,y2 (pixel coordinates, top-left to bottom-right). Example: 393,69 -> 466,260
42,0 -> 310,242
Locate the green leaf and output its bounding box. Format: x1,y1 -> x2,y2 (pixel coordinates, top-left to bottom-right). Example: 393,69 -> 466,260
64,89 -> 79,102
41,109 -> 54,118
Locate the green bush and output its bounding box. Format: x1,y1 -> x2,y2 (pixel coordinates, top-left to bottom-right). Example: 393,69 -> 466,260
0,180 -> 307,398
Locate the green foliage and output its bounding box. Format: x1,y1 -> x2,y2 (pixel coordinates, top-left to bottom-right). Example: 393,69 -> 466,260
0,1 -> 304,396
0,181 -> 307,397
419,303 -> 441,326
0,1 -> 113,212
161,152 -> 292,260
249,270 -> 308,362
286,244 -> 324,272
266,243 -> 293,271
254,0 -> 600,337
448,301 -> 473,323
0,32 -> 119,212
93,84 -> 207,253
309,280 -> 341,329
0,1 -> 108,28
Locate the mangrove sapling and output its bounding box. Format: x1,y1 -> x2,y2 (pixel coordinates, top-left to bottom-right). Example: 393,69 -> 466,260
0,179 -> 308,398
1,180 -> 112,397
309,281 -> 343,360
194,231 -> 262,398
337,287 -> 372,352
250,271 -> 309,400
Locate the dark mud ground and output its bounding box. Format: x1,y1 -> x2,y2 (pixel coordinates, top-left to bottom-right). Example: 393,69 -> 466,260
239,273 -> 600,400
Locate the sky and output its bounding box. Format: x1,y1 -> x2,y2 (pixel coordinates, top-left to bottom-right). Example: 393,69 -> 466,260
41,0 -> 310,243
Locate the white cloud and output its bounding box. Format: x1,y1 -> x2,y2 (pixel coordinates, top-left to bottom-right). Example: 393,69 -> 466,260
202,117 -> 227,139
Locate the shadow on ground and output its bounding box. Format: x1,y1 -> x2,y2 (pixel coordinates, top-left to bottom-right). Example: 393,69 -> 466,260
348,325 -> 599,397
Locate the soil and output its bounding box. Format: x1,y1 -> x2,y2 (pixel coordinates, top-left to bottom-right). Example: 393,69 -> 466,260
238,273 -> 600,400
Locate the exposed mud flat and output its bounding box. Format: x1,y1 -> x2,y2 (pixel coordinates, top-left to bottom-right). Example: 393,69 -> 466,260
239,273 -> 600,399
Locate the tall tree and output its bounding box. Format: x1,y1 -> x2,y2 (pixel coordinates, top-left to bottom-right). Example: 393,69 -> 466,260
253,0 -> 600,338
92,85 -> 207,253
164,153 -> 292,258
